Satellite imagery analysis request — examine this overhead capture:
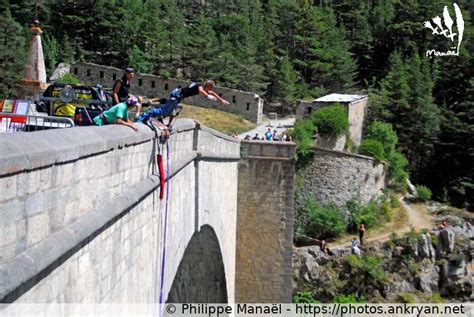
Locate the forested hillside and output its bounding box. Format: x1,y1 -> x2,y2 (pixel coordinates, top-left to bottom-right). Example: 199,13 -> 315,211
0,0 -> 472,209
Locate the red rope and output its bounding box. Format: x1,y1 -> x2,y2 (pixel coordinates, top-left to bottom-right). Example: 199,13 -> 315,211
157,153 -> 165,200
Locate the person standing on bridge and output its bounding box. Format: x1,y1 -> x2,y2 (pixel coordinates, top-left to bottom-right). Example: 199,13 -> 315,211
112,67 -> 135,105
137,80 -> 230,123
93,95 -> 140,131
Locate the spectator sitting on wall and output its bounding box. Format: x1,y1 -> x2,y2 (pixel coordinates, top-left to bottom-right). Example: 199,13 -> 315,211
244,135 -> 251,141
232,132 -> 239,139
252,133 -> 259,140
113,67 -> 135,105
265,128 -> 273,141
272,130 -> 280,141
137,80 -> 229,124
93,95 -> 140,132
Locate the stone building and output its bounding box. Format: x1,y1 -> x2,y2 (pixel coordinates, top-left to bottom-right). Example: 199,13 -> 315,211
296,94 -> 369,150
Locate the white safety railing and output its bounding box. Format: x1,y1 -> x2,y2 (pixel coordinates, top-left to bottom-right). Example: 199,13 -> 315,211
0,114 -> 75,133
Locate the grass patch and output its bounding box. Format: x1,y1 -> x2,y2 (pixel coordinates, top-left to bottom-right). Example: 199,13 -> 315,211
180,103 -> 255,135
331,197 -> 407,247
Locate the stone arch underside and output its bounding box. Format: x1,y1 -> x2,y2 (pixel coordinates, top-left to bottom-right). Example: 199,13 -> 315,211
166,225 -> 228,303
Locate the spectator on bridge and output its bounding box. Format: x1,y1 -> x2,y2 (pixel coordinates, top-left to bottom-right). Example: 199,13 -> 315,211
272,129 -> 280,141
232,132 -> 239,139
265,128 -> 273,141
112,67 -> 135,105
137,80 -> 230,124
244,135 -> 251,141
252,133 -> 260,140
93,95 -> 140,132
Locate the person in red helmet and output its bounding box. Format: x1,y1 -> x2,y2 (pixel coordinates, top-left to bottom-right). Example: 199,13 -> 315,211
93,95 -> 140,131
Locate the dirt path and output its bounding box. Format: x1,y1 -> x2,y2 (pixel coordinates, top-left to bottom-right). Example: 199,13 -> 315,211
331,196 -> 434,248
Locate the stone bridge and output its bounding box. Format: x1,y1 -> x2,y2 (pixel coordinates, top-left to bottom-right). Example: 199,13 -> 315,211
0,120 -> 295,303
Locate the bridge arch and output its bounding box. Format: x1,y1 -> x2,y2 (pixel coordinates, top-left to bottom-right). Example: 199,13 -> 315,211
166,225 -> 228,303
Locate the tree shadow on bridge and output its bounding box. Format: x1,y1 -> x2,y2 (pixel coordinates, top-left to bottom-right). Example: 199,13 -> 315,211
166,225 -> 228,303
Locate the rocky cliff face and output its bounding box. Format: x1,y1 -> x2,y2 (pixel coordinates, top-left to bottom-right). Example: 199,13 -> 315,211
293,216 -> 473,303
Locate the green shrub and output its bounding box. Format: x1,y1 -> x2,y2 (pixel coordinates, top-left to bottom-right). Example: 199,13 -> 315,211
399,292 -> 416,304
364,121 -> 398,155
359,139 -> 385,161
292,118 -> 316,159
390,232 -> 399,240
55,73 -> 82,85
303,197 -> 347,240
312,104 -> 349,136
293,291 -> 319,303
431,292 -> 444,303
344,132 -> 355,152
292,118 -> 316,143
346,199 -> 378,231
332,294 -> 364,303
416,185 -> 432,202
387,150 -> 409,190
379,201 -> 394,222
347,255 -> 388,287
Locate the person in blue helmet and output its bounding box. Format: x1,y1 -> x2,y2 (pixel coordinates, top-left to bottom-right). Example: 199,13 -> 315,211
137,80 -> 229,123
93,95 -> 140,131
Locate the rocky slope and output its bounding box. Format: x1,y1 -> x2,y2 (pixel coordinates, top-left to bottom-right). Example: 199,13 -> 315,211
293,215 -> 473,303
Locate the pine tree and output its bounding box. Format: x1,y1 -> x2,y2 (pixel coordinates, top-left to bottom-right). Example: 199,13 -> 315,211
0,5 -> 26,96
370,52 -> 441,181
43,33 -> 59,78
155,0 -> 188,78
184,13 -> 220,82
403,54 -> 440,177
128,45 -> 153,74
292,5 -> 356,98
272,55 -> 298,106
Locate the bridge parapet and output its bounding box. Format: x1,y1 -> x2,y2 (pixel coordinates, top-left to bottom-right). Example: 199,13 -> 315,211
0,120 -> 240,303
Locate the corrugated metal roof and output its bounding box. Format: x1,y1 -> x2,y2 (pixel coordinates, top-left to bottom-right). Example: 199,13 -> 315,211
314,93 -> 367,103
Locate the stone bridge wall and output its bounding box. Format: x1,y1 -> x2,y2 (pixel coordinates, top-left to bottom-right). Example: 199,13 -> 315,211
55,62 -> 263,124
0,120 -> 240,303
0,121 -> 296,304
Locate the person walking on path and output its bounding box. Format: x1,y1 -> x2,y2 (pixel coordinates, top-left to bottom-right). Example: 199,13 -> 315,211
93,95 -> 140,131
112,67 -> 135,105
137,80 -> 229,123
359,223 -> 366,245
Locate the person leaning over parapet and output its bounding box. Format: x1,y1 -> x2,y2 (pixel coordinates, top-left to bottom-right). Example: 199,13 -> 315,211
112,67 -> 135,105
137,80 -> 230,123
93,95 -> 140,132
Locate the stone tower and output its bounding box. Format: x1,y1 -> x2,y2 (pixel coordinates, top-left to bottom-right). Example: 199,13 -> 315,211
15,20 -> 49,100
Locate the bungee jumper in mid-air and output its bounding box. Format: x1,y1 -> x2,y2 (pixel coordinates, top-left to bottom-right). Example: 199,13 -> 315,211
137,80 -> 230,127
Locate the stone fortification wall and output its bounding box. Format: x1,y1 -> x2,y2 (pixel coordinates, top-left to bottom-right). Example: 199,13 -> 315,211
235,141 -> 296,303
347,98 -> 368,147
58,62 -> 263,124
299,147 -> 386,211
0,120 -> 240,303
